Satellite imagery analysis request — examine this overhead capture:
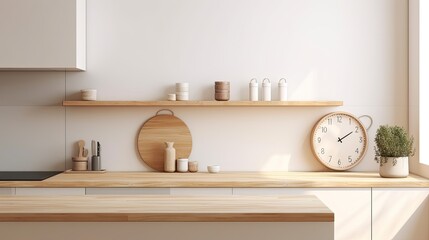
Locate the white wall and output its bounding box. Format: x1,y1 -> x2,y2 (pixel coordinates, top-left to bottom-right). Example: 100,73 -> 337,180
0,0 -> 409,172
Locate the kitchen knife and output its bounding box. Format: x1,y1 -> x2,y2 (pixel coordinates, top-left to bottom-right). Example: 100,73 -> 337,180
91,140 -> 96,156
97,142 -> 101,156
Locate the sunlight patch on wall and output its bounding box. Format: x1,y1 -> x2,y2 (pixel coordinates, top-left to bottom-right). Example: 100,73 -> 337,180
290,70 -> 317,100
260,154 -> 291,171
373,190 -> 428,239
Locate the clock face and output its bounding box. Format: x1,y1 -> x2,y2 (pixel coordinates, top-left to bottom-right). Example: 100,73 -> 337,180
311,112 -> 368,170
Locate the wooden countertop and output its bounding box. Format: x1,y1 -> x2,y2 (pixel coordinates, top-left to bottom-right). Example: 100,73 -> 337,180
0,172 -> 428,188
0,195 -> 333,222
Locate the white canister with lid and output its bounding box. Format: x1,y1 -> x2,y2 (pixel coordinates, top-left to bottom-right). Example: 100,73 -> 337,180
249,78 -> 258,101
262,78 -> 271,101
177,158 -> 189,172
278,78 -> 288,101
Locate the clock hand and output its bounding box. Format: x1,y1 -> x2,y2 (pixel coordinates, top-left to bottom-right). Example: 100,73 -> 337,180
337,131 -> 353,143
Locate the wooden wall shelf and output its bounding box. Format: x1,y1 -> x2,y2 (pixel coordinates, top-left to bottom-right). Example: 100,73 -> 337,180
63,100 -> 343,107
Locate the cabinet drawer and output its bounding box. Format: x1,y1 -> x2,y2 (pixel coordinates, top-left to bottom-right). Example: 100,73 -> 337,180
86,188 -> 170,195
15,188 -> 85,195
170,188 -> 233,195
0,188 -> 14,195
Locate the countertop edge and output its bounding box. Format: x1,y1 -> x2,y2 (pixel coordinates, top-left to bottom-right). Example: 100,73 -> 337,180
0,172 -> 428,188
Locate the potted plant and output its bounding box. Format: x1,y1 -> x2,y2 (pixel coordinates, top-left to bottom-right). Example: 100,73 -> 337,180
374,125 -> 415,178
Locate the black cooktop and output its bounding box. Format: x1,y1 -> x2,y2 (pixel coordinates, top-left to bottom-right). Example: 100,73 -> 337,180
0,171 -> 62,181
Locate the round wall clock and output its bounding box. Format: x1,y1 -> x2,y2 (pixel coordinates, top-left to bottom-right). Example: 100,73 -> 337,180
311,112 -> 372,171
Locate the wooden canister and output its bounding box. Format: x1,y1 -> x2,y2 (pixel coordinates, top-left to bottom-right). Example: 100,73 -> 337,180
214,81 -> 230,101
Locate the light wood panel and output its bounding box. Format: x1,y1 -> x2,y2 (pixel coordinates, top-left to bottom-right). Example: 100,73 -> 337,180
0,172 -> 428,188
63,100 -> 343,107
0,195 -> 333,222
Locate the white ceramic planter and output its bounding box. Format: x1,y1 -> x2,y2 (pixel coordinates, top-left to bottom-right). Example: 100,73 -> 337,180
379,157 -> 409,178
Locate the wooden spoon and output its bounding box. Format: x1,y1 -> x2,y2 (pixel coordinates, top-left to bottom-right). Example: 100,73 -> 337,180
78,140 -> 85,158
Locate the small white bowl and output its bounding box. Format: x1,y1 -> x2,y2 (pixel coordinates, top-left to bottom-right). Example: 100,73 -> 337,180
81,89 -> 97,101
176,83 -> 189,92
176,92 -> 189,101
207,165 -> 220,173
167,93 -> 176,101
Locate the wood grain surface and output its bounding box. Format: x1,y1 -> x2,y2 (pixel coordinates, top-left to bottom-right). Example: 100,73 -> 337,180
0,195 -> 333,222
0,172 -> 428,188
63,100 -> 343,107
137,113 -> 192,171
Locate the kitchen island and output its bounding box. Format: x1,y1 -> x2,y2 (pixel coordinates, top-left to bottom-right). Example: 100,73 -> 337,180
0,194 -> 334,240
0,172 -> 427,239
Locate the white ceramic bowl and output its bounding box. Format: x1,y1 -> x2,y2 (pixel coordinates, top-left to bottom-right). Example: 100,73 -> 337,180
167,93 -> 176,101
81,89 -> 97,101
207,165 -> 220,173
175,83 -> 189,92
176,92 -> 189,101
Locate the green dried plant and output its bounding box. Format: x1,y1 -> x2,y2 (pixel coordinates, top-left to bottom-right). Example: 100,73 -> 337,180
374,125 -> 415,157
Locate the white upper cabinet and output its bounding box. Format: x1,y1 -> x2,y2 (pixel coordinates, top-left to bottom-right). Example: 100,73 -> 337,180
0,0 -> 86,71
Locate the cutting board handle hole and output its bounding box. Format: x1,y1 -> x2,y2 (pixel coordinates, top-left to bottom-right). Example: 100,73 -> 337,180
156,109 -> 174,116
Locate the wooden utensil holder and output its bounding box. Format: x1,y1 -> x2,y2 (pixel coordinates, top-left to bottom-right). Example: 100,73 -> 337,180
72,156 -> 88,171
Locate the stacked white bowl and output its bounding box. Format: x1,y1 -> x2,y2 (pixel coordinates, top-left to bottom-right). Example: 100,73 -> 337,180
176,83 -> 189,101
81,89 -> 97,101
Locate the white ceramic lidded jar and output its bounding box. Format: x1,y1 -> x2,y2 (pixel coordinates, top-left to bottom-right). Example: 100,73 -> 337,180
177,158 -> 189,172
278,78 -> 288,101
249,78 -> 258,101
164,142 -> 176,172
262,78 -> 271,101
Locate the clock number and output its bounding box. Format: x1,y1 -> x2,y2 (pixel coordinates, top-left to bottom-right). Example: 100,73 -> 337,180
317,137 -> 321,143
337,116 -> 342,123
355,148 -> 359,154
328,118 -> 332,125
329,156 -> 332,162
349,118 -> 351,125
321,148 -> 325,154
348,156 -> 352,162
338,159 -> 341,165
355,126 -> 359,133
321,127 -> 327,133
359,137 -> 363,143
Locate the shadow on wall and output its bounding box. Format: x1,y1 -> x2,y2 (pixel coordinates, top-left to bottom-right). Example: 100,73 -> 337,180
373,190 -> 429,240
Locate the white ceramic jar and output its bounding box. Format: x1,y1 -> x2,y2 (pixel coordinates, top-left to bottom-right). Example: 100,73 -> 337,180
177,158 -> 189,172
278,78 -> 288,101
249,78 -> 258,101
262,78 -> 271,101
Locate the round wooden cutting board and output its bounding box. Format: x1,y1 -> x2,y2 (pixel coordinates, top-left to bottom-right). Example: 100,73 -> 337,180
137,110 -> 192,171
